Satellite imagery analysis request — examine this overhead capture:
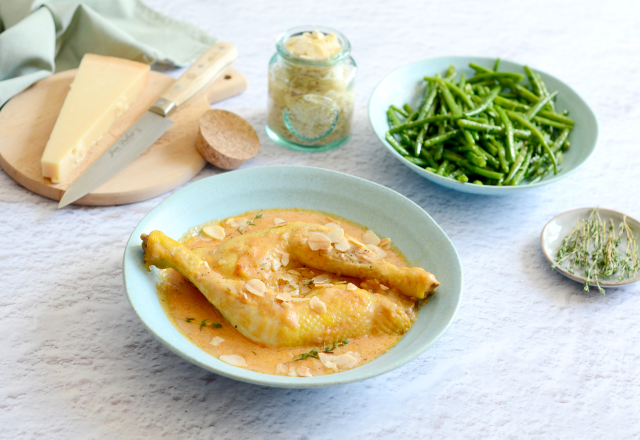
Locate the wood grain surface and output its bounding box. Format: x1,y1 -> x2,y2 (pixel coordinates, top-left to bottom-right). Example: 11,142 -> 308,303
0,68 -> 247,206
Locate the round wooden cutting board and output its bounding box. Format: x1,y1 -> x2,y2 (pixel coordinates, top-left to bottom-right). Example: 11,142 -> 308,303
0,68 -> 247,206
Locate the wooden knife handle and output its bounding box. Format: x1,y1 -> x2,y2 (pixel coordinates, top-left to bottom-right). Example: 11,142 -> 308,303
150,43 -> 238,116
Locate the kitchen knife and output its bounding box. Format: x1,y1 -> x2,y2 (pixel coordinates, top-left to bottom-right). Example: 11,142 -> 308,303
58,43 -> 238,208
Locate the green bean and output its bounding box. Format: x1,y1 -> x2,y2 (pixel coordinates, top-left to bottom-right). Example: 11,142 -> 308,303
466,151 -> 486,168
507,111 -> 557,174
475,145 -> 500,169
445,81 -> 474,108
494,95 -> 530,111
550,128 -> 571,154
524,66 -> 543,96
467,72 -> 525,84
415,103 -> 437,156
491,138 -> 510,173
423,130 -> 460,148
433,143 -> 444,161
437,81 -> 462,117
532,115 -> 572,130
509,82 -> 539,103
493,58 -> 501,72
535,72 -> 555,111
469,63 -> 493,74
462,129 -> 476,146
511,147 -> 533,185
465,86 -> 501,117
418,85 -> 438,119
525,91 -> 558,120
467,116 -> 489,124
481,135 -> 498,156
443,151 -> 505,180
436,159 -> 450,176
390,105 -> 408,118
403,104 -> 414,115
472,180 -> 483,185
420,148 -> 438,168
404,156 -> 428,167
538,110 -> 574,126
458,72 -> 467,90
457,174 -> 469,183
457,119 -> 504,133
445,65 -> 456,81
389,114 -> 454,134
387,107 -> 401,128
494,106 -> 516,162
504,147 -> 527,185
425,167 -> 437,173
449,169 -> 464,179
386,132 -> 410,156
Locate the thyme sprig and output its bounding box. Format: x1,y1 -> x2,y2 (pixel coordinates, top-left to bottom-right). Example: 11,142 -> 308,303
184,317 -> 222,330
293,339 -> 350,361
323,339 -> 350,353
552,208 -> 639,294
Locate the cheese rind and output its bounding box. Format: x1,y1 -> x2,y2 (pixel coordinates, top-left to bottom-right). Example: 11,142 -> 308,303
41,54 -> 150,183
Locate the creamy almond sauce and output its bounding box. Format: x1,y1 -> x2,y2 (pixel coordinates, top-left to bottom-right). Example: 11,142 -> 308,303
156,209 -> 417,377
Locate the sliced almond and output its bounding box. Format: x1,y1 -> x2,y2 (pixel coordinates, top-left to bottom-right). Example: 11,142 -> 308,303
362,230 -> 381,246
279,273 -> 294,282
334,236 -> 350,252
324,222 -> 341,230
226,217 -> 248,228
209,336 -> 225,347
318,352 -> 339,371
288,269 -> 301,276
332,353 -> 358,369
219,354 -> 247,367
296,366 -> 313,377
380,285 -> 389,291
300,284 -> 311,294
291,297 -> 311,302
326,228 -> 344,243
274,218 -> 287,226
310,296 -> 327,314
312,273 -> 332,284
282,301 -> 292,309
245,279 -> 266,297
276,292 -> 292,302
308,232 -> 332,251
379,238 -> 392,249
346,283 -> 357,291
281,252 -> 290,266
202,225 -> 225,240
272,259 -> 282,271
275,363 -> 288,374
366,244 -> 387,259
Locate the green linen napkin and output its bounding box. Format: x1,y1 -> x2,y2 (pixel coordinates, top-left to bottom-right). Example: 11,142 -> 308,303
0,0 -> 217,107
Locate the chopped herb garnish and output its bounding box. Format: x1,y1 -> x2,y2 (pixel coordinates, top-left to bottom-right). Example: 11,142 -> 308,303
184,317 -> 222,330
303,279 -> 313,286
293,348 -> 319,361
323,339 -> 350,353
237,227 -> 243,235
255,214 -> 263,219
247,220 -> 256,226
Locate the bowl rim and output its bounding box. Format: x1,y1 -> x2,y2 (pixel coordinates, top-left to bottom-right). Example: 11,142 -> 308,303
368,55 -> 599,193
122,165 -> 463,388
540,207 -> 640,287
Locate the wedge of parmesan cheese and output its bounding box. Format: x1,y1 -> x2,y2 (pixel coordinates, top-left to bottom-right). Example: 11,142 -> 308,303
41,54 -> 149,183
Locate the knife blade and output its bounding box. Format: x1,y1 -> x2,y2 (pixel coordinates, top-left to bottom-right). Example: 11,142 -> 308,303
58,42 -> 238,208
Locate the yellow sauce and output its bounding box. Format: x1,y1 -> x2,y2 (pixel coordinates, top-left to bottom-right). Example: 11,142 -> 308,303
156,209 -> 416,376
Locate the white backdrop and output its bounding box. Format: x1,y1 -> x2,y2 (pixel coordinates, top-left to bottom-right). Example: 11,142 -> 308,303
1,0 -> 639,438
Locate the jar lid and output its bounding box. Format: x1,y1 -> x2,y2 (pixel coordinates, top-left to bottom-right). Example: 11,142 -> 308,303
276,25 -> 351,66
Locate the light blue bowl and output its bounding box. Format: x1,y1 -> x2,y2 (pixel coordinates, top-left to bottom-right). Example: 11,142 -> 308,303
123,166 -> 463,388
368,56 -> 599,195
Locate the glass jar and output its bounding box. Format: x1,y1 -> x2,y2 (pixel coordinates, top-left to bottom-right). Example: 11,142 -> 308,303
266,25 -> 357,152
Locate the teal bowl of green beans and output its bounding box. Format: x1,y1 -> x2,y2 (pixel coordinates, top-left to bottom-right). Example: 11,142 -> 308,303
368,57 -> 598,195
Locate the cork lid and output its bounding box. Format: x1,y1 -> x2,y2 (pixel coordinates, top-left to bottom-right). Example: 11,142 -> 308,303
196,110 -> 260,170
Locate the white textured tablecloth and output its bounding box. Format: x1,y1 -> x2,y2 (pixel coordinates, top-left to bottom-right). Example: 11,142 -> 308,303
2,0 -> 639,438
